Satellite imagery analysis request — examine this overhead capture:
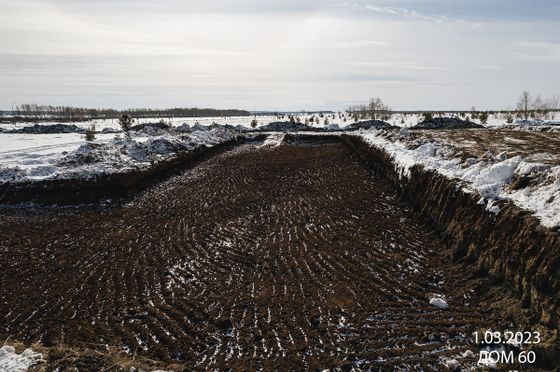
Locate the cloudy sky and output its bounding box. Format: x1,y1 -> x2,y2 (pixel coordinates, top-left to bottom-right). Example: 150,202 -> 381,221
1,0 -> 559,111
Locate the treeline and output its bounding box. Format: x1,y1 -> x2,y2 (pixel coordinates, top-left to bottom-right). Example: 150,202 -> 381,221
7,104 -> 250,121
347,97 -> 391,120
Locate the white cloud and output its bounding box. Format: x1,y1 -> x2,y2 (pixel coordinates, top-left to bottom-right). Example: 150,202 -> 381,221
352,61 -> 448,71
330,40 -> 388,48
363,5 -> 466,23
512,41 -> 560,61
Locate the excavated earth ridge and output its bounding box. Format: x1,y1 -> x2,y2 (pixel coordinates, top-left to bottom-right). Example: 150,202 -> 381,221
0,133 -> 558,370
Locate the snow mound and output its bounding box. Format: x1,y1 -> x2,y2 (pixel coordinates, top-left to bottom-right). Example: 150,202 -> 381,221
359,130 -> 560,228
0,345 -> 43,371
261,133 -> 285,147
176,123 -> 191,132
58,130 -> 233,169
0,129 -> 237,184
429,295 -> 449,309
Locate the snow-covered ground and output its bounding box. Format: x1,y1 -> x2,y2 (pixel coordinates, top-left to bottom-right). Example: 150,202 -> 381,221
359,129 -> 560,228
0,115 -> 335,131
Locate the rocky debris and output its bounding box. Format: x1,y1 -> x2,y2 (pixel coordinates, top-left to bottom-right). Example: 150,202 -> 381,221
344,120 -> 393,131
257,121 -> 313,132
5,124 -> 86,134
414,117 -> 484,129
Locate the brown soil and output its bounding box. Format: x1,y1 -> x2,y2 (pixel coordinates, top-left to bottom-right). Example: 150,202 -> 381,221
0,142 -> 549,370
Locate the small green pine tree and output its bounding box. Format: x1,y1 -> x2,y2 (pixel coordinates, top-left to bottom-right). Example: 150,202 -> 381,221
84,124 -> 96,141
119,114 -> 133,138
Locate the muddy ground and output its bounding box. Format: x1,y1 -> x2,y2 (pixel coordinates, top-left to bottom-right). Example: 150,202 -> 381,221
0,142 -> 539,370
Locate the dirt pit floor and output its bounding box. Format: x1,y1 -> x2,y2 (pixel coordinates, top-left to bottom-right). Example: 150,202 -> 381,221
0,142 -> 531,370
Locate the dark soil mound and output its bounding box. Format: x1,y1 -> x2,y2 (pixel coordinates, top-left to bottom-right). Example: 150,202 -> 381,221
131,122 -> 171,132
414,117 -> 484,129
6,124 -> 85,134
344,120 -> 393,131
258,121 -> 313,132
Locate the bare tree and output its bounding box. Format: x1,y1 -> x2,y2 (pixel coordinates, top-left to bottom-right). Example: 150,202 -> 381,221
367,97 -> 391,120
517,91 -> 531,120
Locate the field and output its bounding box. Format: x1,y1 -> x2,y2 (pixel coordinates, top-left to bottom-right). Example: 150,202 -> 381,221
0,140 -> 528,370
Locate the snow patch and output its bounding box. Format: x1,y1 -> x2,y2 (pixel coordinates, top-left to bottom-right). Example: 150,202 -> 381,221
429,295 -> 449,309
0,345 -> 43,371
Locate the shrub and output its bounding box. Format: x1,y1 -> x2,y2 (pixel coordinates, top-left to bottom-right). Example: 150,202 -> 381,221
506,115 -> 514,123
423,112 -> 433,121
479,111 -> 489,124
250,118 -> 258,128
84,124 -> 96,141
324,117 -> 329,126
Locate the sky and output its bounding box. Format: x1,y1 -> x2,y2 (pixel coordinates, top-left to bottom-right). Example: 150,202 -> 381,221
0,0 -> 559,111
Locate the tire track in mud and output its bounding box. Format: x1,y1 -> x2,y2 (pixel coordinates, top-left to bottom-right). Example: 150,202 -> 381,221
0,143 -> 508,370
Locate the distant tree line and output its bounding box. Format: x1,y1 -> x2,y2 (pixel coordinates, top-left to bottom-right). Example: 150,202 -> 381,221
7,104 -> 250,121
347,97 -> 392,121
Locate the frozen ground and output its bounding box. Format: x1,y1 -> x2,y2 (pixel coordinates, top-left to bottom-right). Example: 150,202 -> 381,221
359,128 -> 560,228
